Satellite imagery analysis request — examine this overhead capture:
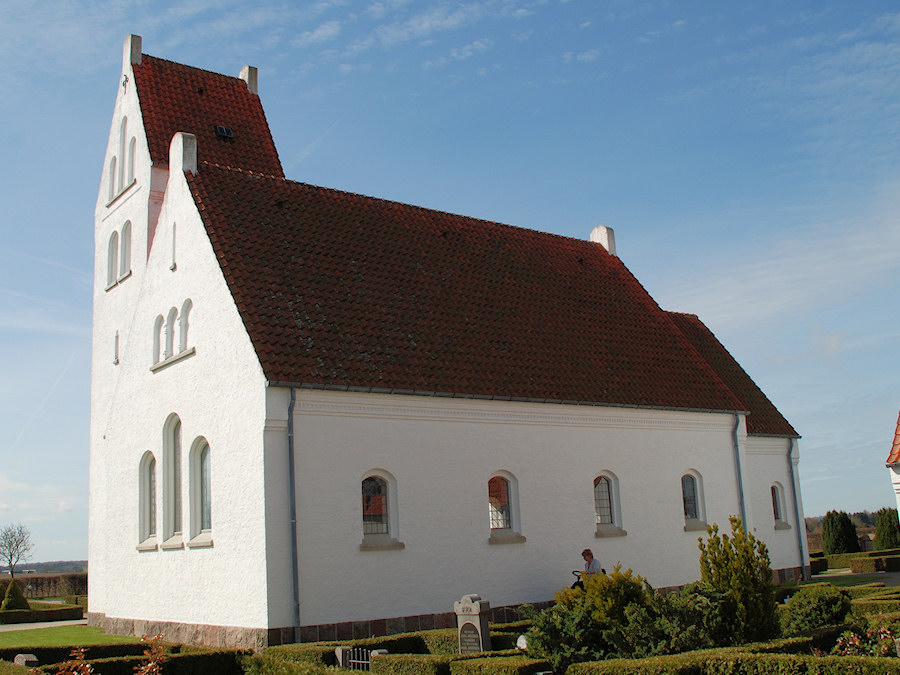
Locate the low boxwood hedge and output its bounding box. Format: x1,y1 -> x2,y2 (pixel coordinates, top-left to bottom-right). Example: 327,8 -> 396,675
0,643 -> 147,664
449,654 -> 551,674
810,558 -> 828,575
0,605 -> 83,625
37,649 -> 248,674
566,651 -> 900,674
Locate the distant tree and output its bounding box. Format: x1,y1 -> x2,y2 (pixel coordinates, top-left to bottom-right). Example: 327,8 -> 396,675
850,510 -> 876,528
874,508 -> 900,551
822,511 -> 859,555
0,524 -> 34,580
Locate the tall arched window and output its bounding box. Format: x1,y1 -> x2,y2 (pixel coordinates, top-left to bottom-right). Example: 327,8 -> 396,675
163,415 -> 183,545
119,221 -> 132,279
117,117 -> 127,192
188,437 -> 213,547
681,471 -> 707,531
127,136 -> 136,185
139,452 -> 157,548
594,476 -> 613,525
488,472 -> 525,544
107,231 -> 119,288
164,307 -> 177,360
771,483 -> 790,529
152,315 -> 164,364
108,156 -> 117,201
179,299 -> 193,353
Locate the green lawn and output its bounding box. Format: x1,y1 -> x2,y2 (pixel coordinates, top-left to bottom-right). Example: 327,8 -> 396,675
0,625 -> 141,649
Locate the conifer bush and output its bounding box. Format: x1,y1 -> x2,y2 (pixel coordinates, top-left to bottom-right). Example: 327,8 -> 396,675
875,508 -> 900,551
0,580 -> 29,611
822,510 -> 860,555
781,584 -> 852,636
697,515 -> 778,644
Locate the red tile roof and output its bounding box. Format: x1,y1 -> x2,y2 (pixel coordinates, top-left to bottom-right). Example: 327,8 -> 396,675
187,163 -> 750,414
132,55 -> 283,177
886,409 -> 900,465
666,312 -> 798,437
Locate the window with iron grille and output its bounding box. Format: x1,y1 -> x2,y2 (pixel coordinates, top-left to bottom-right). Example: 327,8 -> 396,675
362,476 -> 389,535
594,476 -> 614,525
488,476 -> 511,530
682,474 -> 698,520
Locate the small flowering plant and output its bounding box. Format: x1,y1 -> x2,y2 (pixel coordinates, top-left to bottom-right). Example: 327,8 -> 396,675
833,626 -> 899,658
134,633 -> 169,674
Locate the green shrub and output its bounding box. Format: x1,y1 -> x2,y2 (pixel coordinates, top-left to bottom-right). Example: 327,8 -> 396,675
843,583 -> 886,599
524,565 -> 650,671
850,557 -> 884,573
875,508 -> 900,550
810,558 -> 828,575
448,654 -> 551,674
822,510 -> 860,555
370,653 -> 454,675
781,584 -> 851,635
698,516 -> 778,644
241,652 -> 334,674
833,625 -> 900,657
0,581 -> 29,611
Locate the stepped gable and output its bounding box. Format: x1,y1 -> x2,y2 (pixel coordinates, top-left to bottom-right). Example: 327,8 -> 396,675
132,54 -> 283,177
186,162 -> 746,413
886,409 -> 900,465
667,311 -> 798,437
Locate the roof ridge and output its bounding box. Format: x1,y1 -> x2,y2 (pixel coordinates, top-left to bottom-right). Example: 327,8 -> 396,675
141,53 -> 246,84
196,161 -> 613,250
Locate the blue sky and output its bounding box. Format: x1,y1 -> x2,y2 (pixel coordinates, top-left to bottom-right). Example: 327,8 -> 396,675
0,1 -> 898,561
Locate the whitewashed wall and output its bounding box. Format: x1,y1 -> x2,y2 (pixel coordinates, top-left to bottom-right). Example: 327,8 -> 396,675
266,389 -> 790,627
89,43 -> 271,629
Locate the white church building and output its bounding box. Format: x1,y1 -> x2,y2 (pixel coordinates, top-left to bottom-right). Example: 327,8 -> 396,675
88,35 -> 809,649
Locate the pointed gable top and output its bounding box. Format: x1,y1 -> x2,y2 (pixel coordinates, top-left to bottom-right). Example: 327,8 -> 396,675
666,312 -> 798,437
886,409 -> 900,465
186,163 -> 748,414
132,54 -> 283,177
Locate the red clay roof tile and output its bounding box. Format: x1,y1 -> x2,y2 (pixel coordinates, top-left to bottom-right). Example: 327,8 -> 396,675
886,409 -> 900,465
666,311 -> 798,437
132,55 -> 283,177
187,164 -> 749,414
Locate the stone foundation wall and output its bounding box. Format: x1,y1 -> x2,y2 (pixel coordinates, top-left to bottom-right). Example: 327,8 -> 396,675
88,600 -> 551,650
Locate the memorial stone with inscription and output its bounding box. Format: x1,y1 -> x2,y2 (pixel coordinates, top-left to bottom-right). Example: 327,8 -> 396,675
454,594 -> 492,654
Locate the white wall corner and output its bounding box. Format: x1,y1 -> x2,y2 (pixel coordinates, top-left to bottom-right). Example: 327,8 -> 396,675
240,65 -> 258,95
124,34 -> 142,68
590,225 -> 616,257
170,133 -> 198,175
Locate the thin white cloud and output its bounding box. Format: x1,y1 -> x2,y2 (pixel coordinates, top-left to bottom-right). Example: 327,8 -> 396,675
375,3 -> 487,47
294,20 -> 342,47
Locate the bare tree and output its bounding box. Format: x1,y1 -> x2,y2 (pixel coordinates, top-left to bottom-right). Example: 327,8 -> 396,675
0,524 -> 34,581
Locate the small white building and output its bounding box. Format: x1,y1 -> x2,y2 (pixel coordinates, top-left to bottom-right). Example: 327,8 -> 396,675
88,35 -> 808,649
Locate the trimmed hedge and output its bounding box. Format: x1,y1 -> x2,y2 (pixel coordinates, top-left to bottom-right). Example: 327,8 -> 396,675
851,597 -> 900,615
371,653 -> 455,675
0,644 -> 147,664
450,655 -> 551,674
0,663 -> 31,674
843,583 -> 886,599
566,652 -> 900,674
0,605 -> 83,624
37,649 -> 248,674
810,558 -> 828,575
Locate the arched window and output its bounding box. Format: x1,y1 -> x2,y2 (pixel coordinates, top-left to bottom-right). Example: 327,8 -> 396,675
152,315 -> 164,364
114,331 -> 120,365
360,471 -> 404,550
117,117 -> 127,192
772,483 -> 790,529
488,476 -> 511,530
179,299 -> 193,353
107,231 -> 119,288
188,437 -> 213,547
681,471 -> 707,531
108,156 -> 117,202
594,476 -> 613,525
163,415 -> 183,545
127,136 -> 136,185
139,452 -> 157,547
119,221 -> 132,279
594,473 -> 626,537
362,476 -> 389,535
488,472 -> 525,544
164,307 -> 177,360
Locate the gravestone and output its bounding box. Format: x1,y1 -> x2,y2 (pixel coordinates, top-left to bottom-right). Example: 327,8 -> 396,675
455,594 -> 491,653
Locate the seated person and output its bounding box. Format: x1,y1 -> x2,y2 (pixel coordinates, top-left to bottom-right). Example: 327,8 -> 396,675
571,548 -> 602,589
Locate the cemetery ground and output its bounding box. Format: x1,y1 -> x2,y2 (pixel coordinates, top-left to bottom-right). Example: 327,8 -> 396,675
7,552 -> 900,672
